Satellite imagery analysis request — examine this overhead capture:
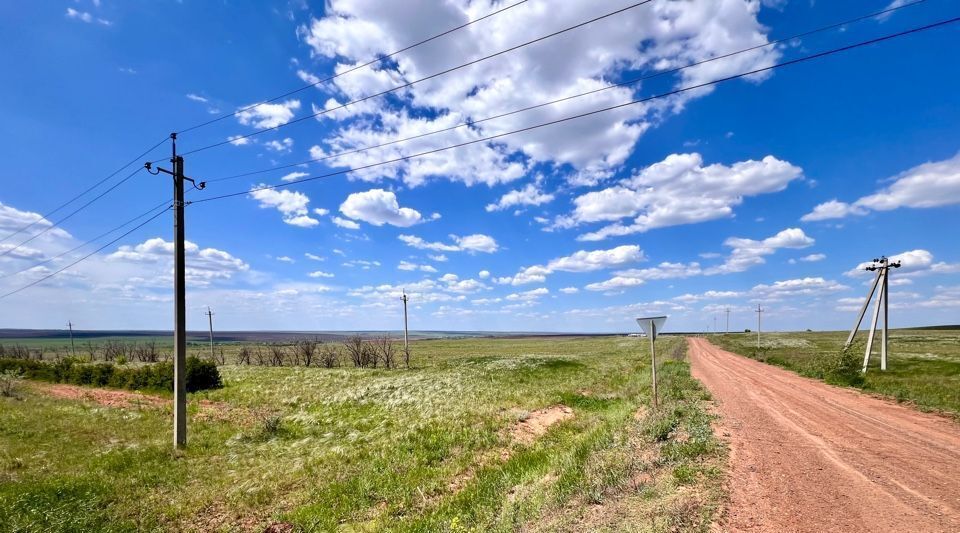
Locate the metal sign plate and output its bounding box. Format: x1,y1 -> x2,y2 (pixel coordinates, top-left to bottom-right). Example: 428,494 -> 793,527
636,315 -> 667,340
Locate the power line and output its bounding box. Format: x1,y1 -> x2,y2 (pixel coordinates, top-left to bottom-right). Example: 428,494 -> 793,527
174,0 -> 657,159
0,166 -> 146,260
176,0 -> 532,135
204,0 -> 927,185
0,207 -> 170,300
0,199 -> 172,280
0,136 -> 168,244
190,16 -> 960,206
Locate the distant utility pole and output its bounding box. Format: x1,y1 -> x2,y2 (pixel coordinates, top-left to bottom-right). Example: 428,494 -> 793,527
713,315 -> 717,335
401,290 -> 409,353
145,133 -> 205,450
755,304 -> 763,349
67,321 -> 75,356
205,306 -> 215,360
725,308 -> 730,335
845,256 -> 901,372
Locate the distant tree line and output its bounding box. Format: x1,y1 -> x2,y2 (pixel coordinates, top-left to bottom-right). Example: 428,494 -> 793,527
0,334 -> 411,370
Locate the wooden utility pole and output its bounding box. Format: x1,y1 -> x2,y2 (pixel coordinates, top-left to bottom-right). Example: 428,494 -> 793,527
401,290 -> 409,353
67,321 -> 75,356
205,306 -> 215,360
755,304 -> 763,349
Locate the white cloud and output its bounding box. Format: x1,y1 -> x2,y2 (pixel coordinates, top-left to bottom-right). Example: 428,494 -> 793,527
560,287 -> 579,294
339,189 -> 423,227
276,256 -> 294,263
0,202 -> 71,241
799,253 -> 826,262
249,186 -> 319,228
228,135 -> 251,146
800,200 -> 866,222
186,93 -> 209,103
66,8 -> 110,25
485,183 -> 554,212
398,233 -> 498,254
331,216 -> 361,230
751,277 -> 849,300
236,99 -> 301,129
312,207 -> 330,216
298,0 -> 779,188
802,152 -> 960,221
845,249 -> 960,278
398,261 -> 437,273
707,228 -> 814,274
496,244 -> 646,286
569,153 -> 802,240
265,138 -> 294,153
305,253 -> 324,261
281,171 -> 309,182
428,254 -> 448,262
308,270 -> 335,278
506,287 -> 549,302
107,237 -> 249,287
478,270 -> 490,279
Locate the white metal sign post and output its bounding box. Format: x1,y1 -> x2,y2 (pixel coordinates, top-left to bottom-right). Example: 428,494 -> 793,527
636,316 -> 667,409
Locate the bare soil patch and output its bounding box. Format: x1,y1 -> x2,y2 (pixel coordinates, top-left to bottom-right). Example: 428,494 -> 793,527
511,405 -> 574,445
31,382 -> 237,421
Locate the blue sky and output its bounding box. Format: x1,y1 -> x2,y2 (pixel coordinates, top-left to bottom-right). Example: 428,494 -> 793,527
0,0 -> 958,333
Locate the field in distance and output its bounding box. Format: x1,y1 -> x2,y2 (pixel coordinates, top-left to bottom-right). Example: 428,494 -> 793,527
0,335 -> 723,531
711,328 -> 960,417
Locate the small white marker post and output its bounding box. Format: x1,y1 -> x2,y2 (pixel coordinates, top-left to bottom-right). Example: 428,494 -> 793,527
636,315 -> 667,410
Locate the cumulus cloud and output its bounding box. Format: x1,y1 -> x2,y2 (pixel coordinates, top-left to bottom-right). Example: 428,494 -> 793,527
308,270 -> 335,278
298,0 -> 779,187
398,261 -> 437,273
264,138 -> 294,153
398,233 -> 498,254
331,216 -> 360,230
485,183 -> 554,212
248,186 -> 319,228
567,153 -> 802,240
236,99 -> 301,129
107,237 -> 249,287
802,152 -> 960,221
707,228 -> 814,274
496,245 -> 645,285
845,249 -> 960,278
339,189 -> 423,227
282,171 -> 310,182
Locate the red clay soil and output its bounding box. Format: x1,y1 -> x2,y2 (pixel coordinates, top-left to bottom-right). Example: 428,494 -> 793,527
688,337 -> 960,532
33,382 -> 235,421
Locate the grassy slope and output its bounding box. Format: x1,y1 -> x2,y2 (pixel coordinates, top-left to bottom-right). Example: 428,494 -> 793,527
0,336 -> 723,532
710,329 -> 960,416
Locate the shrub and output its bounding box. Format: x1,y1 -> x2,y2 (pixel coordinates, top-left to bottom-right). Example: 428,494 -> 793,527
818,345 -> 866,388
1,369 -> 23,397
186,356 -> 222,392
0,357 -> 222,393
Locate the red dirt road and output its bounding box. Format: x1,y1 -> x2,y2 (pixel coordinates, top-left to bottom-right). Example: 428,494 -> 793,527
688,337 -> 960,532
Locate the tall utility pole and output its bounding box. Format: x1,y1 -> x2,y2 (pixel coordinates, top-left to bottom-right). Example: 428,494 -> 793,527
205,306 -> 215,360
845,256 -> 901,372
67,321 -> 75,356
145,133 -> 204,449
725,308 -> 730,335
755,304 -> 763,349
401,290 -> 409,353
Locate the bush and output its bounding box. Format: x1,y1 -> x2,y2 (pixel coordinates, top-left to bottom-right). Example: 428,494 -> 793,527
186,356 -> 222,392
818,345 -> 866,388
0,357 -> 222,393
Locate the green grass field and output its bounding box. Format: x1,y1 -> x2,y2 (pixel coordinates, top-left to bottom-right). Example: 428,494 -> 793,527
0,336 -> 724,532
711,329 -> 960,417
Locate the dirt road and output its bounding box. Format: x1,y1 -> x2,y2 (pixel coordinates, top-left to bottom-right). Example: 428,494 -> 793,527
688,337 -> 960,532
